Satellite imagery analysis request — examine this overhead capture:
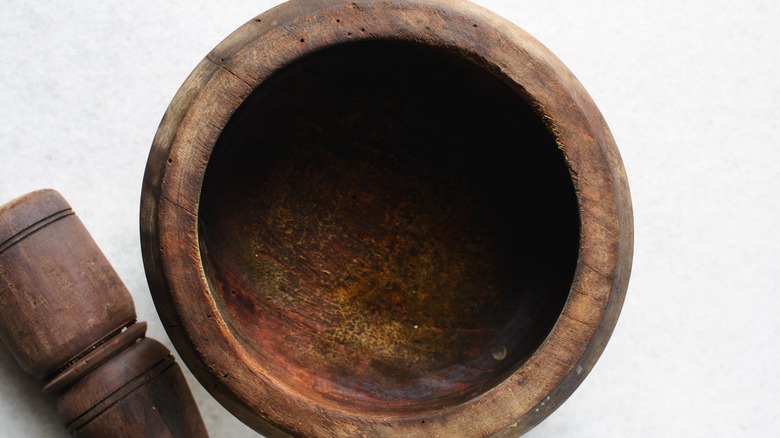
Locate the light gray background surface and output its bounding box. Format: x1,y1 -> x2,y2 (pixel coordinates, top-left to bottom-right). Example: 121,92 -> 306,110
1,1 -> 778,436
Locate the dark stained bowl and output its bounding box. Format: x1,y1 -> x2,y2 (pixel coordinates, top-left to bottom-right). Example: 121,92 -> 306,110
141,1 -> 632,436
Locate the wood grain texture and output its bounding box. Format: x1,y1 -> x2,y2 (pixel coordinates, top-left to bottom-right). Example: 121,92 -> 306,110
61,338 -> 206,438
141,0 -> 633,436
0,190 -> 208,437
0,190 -> 135,380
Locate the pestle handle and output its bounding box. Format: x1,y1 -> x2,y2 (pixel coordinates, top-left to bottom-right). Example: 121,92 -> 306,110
0,189 -> 208,437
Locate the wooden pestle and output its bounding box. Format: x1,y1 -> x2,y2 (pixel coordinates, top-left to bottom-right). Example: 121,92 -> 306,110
0,189 -> 208,437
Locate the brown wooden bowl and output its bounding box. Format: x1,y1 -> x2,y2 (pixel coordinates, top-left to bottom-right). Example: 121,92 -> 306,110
140,1 -> 633,436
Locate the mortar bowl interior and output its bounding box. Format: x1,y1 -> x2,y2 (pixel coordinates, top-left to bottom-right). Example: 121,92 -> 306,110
196,40 -> 580,413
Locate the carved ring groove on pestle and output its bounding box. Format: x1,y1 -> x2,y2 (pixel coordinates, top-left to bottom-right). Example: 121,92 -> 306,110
0,207 -> 73,256
44,322 -> 148,393
63,339 -> 174,432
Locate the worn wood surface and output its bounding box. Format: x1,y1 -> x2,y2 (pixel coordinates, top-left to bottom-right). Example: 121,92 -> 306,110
141,0 -> 633,436
0,190 -> 208,437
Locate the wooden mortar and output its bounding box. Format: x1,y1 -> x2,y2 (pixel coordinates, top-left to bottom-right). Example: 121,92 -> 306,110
141,0 -> 633,436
